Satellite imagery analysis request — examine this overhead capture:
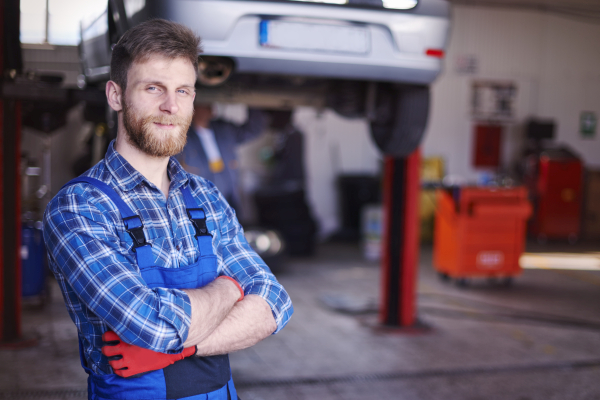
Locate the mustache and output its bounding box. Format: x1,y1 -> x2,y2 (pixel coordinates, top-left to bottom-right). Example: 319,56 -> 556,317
146,115 -> 190,127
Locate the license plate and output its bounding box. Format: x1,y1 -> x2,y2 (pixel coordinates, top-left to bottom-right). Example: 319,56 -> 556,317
259,20 -> 369,55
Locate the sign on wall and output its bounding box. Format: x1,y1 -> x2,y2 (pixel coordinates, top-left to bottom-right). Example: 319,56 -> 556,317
456,54 -> 478,75
580,111 -> 597,139
471,81 -> 517,121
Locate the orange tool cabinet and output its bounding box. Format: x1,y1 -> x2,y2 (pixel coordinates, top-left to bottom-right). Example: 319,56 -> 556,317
433,187 -> 532,286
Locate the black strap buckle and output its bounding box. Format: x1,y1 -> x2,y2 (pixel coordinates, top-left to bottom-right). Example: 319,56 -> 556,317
123,215 -> 150,251
187,208 -> 212,238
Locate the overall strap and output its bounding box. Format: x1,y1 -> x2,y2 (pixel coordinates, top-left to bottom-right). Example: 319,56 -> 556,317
180,185 -> 213,256
62,177 -> 154,268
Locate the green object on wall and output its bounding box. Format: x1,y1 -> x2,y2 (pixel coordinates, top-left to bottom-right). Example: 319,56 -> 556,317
580,111 -> 597,138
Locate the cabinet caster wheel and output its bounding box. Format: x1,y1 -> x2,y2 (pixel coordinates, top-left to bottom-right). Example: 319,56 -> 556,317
438,272 -> 450,282
455,278 -> 468,288
537,234 -> 547,244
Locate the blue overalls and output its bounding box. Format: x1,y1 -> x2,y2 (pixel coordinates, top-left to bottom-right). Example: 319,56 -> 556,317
64,177 -> 238,400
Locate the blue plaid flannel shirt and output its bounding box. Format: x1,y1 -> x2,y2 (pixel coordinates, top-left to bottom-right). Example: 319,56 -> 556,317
43,141 -> 293,374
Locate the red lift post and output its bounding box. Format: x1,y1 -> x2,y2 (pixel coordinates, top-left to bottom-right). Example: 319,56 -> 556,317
379,151 -> 423,329
1,0 -> 25,346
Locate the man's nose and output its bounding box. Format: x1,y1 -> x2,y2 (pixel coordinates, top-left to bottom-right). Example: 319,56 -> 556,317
159,92 -> 179,114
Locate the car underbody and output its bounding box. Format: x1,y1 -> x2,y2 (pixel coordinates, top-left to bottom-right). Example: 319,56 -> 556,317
79,0 -> 450,156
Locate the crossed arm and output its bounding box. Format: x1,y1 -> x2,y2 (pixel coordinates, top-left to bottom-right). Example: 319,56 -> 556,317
182,278 -> 277,356
44,182 -> 291,375
102,278 -> 278,377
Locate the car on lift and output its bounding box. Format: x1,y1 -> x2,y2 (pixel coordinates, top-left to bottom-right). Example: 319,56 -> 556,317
79,0 -> 450,156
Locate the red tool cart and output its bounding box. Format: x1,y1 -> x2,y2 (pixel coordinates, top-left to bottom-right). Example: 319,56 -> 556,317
527,148 -> 583,242
434,187 -> 532,286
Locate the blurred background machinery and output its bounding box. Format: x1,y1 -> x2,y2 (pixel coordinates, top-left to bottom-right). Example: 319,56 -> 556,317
434,187 -> 532,286
521,120 -> 584,242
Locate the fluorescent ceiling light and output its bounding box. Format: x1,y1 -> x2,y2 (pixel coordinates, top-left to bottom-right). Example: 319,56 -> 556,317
383,0 -> 418,10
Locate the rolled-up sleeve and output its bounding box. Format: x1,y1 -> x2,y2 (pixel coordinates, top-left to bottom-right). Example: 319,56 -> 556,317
43,189 -> 191,353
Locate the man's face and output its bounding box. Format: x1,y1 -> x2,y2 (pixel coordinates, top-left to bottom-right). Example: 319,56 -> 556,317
122,55 -> 196,158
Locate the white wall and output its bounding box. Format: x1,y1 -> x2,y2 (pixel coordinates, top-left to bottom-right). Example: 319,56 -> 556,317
423,5 -> 600,182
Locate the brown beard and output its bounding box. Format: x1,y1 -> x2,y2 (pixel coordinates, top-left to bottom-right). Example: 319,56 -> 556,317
122,99 -> 192,158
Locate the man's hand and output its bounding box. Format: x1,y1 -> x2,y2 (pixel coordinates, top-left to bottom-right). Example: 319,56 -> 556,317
102,331 -> 196,378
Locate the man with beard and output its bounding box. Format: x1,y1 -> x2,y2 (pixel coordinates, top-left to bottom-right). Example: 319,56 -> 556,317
43,19 -> 293,400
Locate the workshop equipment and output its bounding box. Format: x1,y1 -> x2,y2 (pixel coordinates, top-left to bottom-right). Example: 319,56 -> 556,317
582,169 -> 600,240
379,152 -> 421,328
434,187 -> 531,286
528,148 -> 583,241
254,188 -> 317,256
21,221 -> 47,300
420,156 -> 444,242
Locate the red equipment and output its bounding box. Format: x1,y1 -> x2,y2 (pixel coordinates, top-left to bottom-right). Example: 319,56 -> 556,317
528,148 -> 583,241
379,152 -> 421,328
434,187 -> 532,285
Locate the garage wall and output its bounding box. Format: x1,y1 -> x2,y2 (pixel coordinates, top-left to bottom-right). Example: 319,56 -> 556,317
423,5 -> 600,182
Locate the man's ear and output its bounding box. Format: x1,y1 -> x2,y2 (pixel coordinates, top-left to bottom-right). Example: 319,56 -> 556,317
106,81 -> 124,112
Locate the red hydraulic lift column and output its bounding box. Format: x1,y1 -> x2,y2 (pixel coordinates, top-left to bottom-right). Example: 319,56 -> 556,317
0,0 -> 25,345
379,150 -> 424,329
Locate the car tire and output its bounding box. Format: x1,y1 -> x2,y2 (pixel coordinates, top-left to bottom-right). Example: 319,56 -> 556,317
369,84 -> 430,157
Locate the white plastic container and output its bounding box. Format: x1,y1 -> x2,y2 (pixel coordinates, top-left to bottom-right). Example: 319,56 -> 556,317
361,204 -> 383,261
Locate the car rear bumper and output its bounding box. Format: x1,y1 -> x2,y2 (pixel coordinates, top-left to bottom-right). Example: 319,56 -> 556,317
161,0 -> 449,84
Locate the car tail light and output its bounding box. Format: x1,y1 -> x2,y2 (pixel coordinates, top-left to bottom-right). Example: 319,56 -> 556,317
426,49 -> 445,58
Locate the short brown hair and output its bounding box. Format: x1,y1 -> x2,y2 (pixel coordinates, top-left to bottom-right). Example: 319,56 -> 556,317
110,18 -> 202,90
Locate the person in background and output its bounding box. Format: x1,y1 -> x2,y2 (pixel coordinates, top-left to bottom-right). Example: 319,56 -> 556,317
253,109 -> 317,256
177,104 -> 266,214
267,109 -> 305,190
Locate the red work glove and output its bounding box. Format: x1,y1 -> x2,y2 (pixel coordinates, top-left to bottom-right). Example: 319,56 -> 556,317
102,331 -> 196,378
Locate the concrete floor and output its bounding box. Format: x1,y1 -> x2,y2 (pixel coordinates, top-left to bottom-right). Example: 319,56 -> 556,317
2,242 -> 600,399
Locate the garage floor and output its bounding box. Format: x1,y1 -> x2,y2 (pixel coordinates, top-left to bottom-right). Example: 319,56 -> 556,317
1,242 -> 600,400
